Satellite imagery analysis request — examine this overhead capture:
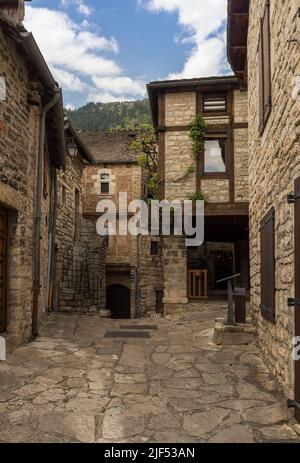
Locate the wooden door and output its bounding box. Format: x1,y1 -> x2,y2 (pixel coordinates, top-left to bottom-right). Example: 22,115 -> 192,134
0,208 -> 7,333
294,178 -> 300,422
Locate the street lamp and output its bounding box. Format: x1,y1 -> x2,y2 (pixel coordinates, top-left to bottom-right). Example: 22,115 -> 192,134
67,137 -> 78,158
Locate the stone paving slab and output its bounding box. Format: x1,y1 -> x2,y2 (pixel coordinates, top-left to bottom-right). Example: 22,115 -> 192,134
0,303 -> 299,443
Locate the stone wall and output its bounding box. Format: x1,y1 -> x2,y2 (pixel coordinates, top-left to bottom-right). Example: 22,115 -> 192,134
165,131 -> 195,202
138,236 -> 163,316
55,154 -> 106,313
0,28 -> 54,348
247,0 -> 300,397
162,236 -> 188,315
83,163 -> 142,215
165,92 -> 196,126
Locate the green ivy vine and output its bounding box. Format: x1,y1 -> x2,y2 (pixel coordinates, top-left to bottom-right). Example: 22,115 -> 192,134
189,113 -> 206,159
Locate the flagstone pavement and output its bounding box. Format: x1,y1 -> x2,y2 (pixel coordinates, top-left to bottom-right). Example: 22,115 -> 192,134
0,303 -> 299,443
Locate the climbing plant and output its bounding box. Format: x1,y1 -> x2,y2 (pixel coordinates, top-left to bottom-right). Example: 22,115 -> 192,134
129,124 -> 159,199
189,113 -> 206,159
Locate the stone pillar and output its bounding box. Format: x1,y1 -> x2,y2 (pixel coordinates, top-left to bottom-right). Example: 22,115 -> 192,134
162,236 -> 188,315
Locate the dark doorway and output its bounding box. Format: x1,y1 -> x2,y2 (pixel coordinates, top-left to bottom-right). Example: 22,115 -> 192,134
106,284 -> 131,319
0,208 -> 7,333
214,251 -> 234,289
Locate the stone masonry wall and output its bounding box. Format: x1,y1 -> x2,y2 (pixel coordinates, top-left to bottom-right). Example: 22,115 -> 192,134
83,163 -> 142,214
248,0 -> 300,397
165,92 -> 196,126
138,236 -> 163,316
56,154 -> 106,313
0,29 -> 44,349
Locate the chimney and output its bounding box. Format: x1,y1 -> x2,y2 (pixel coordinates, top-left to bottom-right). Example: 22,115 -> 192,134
0,0 -> 26,25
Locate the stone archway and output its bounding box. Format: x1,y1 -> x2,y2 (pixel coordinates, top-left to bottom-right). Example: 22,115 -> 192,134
106,284 -> 131,319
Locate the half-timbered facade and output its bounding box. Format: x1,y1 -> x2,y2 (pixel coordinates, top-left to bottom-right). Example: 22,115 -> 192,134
147,76 -> 249,314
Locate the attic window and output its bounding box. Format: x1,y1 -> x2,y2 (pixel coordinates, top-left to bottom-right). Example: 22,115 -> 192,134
203,94 -> 227,113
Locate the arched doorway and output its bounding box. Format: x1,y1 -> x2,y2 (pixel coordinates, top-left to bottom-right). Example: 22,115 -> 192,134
106,284 -> 131,319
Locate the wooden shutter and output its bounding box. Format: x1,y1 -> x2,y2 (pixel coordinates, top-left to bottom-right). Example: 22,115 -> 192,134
259,1 -> 272,134
260,207 -> 276,323
258,30 -> 264,130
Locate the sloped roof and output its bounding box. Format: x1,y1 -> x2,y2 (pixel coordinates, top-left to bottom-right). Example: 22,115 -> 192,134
79,131 -> 139,164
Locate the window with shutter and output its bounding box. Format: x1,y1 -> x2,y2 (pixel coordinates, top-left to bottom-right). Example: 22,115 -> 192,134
260,207 -> 276,323
258,1 -> 272,134
203,94 -> 227,114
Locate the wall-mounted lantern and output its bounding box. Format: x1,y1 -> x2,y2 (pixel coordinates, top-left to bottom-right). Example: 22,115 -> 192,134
67,137 -> 78,158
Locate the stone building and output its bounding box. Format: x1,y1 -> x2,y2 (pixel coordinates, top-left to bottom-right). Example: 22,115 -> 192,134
81,131 -> 150,319
228,0 -> 300,421
147,76 -> 249,314
53,119 -> 107,314
0,1 -> 65,349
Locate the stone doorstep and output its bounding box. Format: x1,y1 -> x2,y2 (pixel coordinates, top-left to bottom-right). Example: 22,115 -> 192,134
213,318 -> 256,346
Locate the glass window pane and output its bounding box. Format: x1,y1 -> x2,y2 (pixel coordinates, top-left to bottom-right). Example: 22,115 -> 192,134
204,139 -> 226,173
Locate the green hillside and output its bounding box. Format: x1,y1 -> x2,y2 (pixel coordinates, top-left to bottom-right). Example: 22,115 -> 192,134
66,99 -> 152,131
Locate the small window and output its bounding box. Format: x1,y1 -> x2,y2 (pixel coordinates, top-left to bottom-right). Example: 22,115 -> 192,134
203,94 -> 227,113
101,182 -> 110,194
61,185 -> 66,206
204,139 -> 226,173
151,241 -> 159,256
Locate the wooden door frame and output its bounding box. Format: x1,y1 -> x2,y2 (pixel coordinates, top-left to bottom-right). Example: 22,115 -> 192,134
0,207 -> 8,334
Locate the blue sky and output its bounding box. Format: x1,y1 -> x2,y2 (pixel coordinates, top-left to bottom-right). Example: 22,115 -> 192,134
24,0 -> 229,108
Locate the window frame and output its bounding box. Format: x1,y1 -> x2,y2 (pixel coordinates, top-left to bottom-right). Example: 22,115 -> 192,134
199,131 -> 231,179
100,182 -> 110,195
202,93 -> 228,117
258,0 -> 272,135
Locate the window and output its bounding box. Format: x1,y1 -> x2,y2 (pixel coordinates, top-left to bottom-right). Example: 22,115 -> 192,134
151,241 -> 159,256
203,94 -> 227,114
260,207 -> 275,323
101,182 -> 110,194
74,189 -> 80,241
204,139 -> 226,173
259,1 -> 272,134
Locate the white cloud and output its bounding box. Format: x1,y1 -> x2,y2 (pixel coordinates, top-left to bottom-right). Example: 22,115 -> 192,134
61,0 -> 93,17
23,6 -> 146,104
140,0 -> 230,78
91,77 -> 146,97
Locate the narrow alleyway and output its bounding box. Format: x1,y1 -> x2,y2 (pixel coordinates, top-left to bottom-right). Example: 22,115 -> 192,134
0,304 -> 298,443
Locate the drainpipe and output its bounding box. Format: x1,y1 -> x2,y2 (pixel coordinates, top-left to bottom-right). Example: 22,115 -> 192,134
32,89 -> 60,338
